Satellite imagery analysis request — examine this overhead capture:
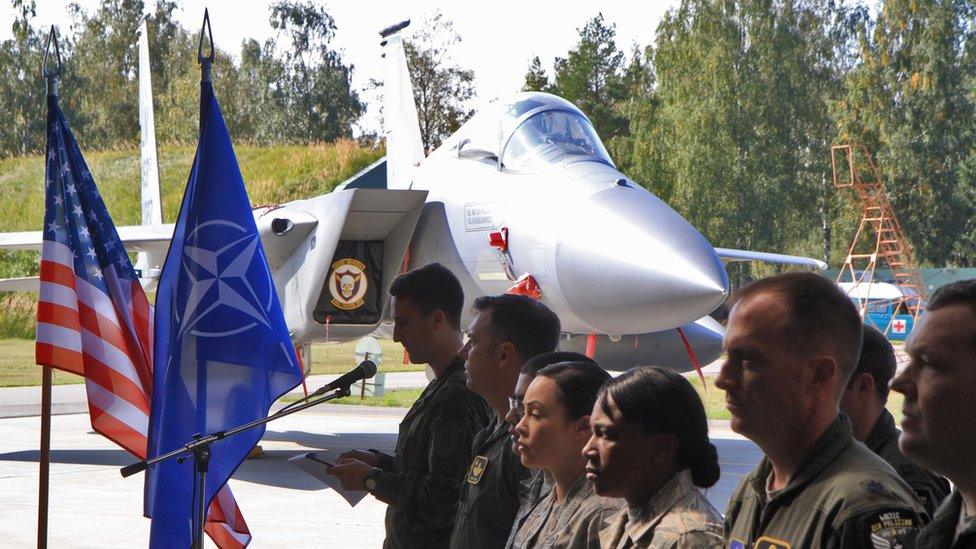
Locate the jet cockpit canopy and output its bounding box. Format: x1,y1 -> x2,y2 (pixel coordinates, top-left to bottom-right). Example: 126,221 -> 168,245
455,92 -> 614,171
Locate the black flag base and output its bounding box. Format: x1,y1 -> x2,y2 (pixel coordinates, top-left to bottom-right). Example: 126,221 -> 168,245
122,386 -> 352,549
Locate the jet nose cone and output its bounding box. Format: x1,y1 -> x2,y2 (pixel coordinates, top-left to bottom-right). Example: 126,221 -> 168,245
555,186 -> 728,334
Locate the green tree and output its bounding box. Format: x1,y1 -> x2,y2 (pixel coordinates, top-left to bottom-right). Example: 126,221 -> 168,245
652,0 -> 856,284
606,45 -> 665,198
522,55 -> 550,92
403,12 -> 476,152
550,13 -> 629,140
836,0 -> 976,266
63,0 -> 146,149
0,0 -> 46,156
263,0 -> 363,143
233,37 -> 287,144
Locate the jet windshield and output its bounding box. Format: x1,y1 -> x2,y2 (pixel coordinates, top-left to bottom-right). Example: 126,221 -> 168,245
502,110 -> 612,170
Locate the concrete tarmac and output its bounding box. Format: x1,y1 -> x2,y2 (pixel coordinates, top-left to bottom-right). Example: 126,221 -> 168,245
0,363 -> 763,548
0,405 -> 761,548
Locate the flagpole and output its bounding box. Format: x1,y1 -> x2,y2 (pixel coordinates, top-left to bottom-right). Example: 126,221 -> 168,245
37,27 -> 63,549
37,366 -> 51,549
191,13 -> 214,549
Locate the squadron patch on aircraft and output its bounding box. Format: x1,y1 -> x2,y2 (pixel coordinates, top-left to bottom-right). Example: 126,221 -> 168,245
329,258 -> 368,310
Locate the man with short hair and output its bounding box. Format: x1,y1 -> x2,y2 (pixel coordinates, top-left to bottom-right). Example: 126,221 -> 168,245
449,294 -> 561,549
330,263 -> 492,549
841,324 -> 949,516
717,272 -> 926,548
891,279 -> 976,548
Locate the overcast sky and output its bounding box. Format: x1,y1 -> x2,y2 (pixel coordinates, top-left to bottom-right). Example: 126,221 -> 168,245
0,0 -> 678,133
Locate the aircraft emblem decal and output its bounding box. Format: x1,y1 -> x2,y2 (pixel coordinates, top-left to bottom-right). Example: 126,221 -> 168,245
329,258 -> 368,310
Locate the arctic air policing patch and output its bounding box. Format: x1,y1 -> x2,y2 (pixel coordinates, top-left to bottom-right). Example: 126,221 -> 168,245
466,455 -> 488,485
866,510 -> 918,549
328,258 -> 368,310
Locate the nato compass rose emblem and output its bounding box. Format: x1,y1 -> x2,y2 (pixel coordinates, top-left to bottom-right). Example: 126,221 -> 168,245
176,220 -> 275,339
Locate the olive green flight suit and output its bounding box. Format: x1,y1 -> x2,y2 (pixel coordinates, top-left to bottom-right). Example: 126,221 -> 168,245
450,416 -> 530,549
371,357 -> 493,549
866,409 -> 950,517
724,416 -> 926,549
915,491 -> 976,549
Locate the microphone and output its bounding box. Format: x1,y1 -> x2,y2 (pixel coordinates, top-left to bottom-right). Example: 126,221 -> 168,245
311,359 -> 378,396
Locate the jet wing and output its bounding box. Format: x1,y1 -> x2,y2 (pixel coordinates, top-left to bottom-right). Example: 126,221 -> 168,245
0,276 -> 39,292
715,248 -> 828,270
0,223 -> 174,253
0,224 -> 175,291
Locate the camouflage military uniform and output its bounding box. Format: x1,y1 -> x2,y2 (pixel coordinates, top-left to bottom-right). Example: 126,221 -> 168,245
915,491 -> 976,549
510,474 -> 619,549
725,416 -> 927,549
450,416 -> 530,549
371,357 -> 492,549
505,469 -> 554,548
599,469 -> 724,549
865,409 -> 950,516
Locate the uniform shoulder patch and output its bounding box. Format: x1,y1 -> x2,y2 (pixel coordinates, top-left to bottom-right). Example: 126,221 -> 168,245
866,509 -> 918,549
755,536 -> 791,549
466,455 -> 488,485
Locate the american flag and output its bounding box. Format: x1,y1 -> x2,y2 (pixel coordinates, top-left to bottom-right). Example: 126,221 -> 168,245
36,94 -> 251,547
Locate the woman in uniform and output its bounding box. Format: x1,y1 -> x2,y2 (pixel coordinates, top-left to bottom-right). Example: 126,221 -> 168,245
509,361 -> 619,548
583,366 -> 724,548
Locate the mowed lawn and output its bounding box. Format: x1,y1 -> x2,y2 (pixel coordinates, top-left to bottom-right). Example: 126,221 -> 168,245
685,374 -> 905,423
0,337 -> 423,388
0,334 -> 905,421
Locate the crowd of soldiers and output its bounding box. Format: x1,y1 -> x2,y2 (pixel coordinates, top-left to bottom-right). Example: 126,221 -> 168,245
328,263 -> 976,549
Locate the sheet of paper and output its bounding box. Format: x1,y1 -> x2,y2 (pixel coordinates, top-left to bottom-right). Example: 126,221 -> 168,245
288,451 -> 369,507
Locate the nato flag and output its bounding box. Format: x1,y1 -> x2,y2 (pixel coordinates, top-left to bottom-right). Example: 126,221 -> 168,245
144,80 -> 302,548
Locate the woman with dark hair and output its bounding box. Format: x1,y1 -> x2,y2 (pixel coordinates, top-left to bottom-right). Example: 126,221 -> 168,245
504,352 -> 598,549
584,366 -> 723,548
509,361 -> 619,548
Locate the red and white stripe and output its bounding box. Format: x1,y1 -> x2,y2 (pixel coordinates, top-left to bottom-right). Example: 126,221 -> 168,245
36,239 -> 251,547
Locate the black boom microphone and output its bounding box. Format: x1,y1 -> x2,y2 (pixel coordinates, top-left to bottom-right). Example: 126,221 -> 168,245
311,359 -> 378,396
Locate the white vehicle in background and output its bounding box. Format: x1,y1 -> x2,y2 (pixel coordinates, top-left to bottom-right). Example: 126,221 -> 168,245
838,281 -> 920,340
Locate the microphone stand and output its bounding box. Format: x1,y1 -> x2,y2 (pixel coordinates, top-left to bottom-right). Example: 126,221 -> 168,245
121,385 -> 352,549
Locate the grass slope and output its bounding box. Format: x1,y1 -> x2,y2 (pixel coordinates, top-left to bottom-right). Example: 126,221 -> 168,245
0,140 -> 384,338
0,139 -> 383,232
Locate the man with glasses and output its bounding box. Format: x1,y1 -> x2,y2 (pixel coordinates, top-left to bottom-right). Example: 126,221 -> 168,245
449,295 -> 561,549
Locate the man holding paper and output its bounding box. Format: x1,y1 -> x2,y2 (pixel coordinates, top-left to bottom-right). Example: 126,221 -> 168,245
329,263 -> 492,549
